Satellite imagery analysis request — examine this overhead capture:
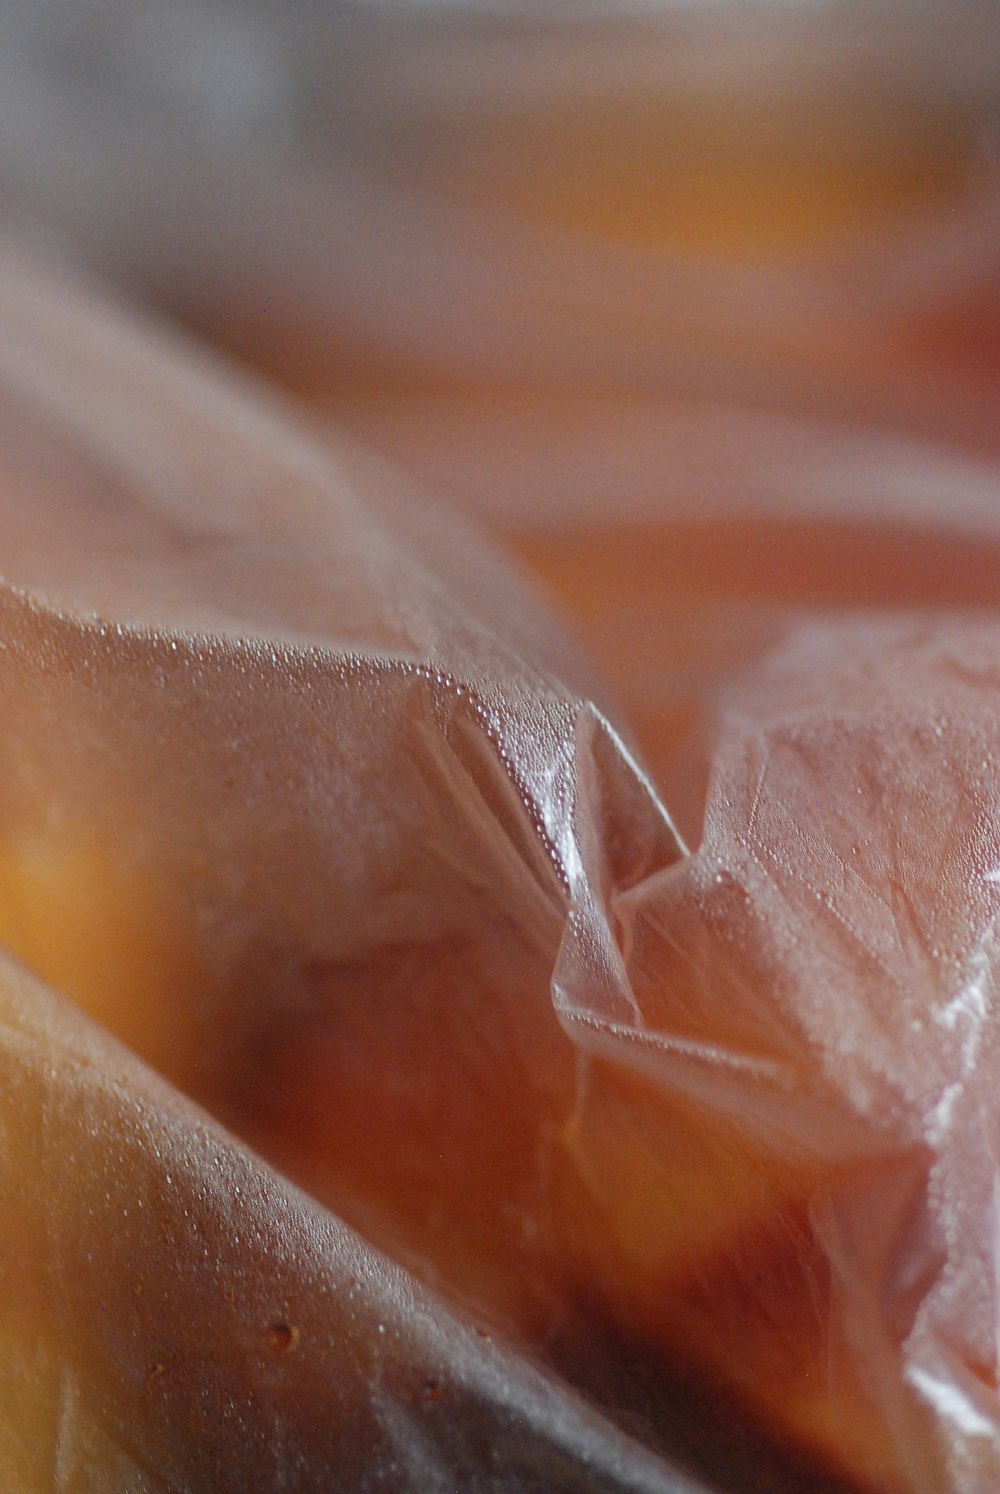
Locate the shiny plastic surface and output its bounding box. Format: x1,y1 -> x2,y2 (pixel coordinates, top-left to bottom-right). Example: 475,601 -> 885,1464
3,242 -> 1000,1491
3,4 -> 1000,1490
0,250 -> 703,1492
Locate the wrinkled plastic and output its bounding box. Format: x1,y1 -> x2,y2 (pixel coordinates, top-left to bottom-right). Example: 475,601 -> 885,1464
0,248 -> 706,1493
0,949 -> 692,1494
5,5 -> 1000,1484
5,236 -> 1000,1492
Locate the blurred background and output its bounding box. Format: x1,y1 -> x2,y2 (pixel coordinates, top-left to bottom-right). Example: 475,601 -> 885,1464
4,0 -> 1000,828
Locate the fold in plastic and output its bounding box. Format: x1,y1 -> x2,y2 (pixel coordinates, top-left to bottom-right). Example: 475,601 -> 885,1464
0,249 -> 698,1493
0,950 -> 692,1494
3,248 -> 1000,1492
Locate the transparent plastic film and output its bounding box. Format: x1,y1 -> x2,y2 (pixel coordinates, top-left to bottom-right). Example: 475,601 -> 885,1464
4,1 -> 1000,450
0,949 -> 689,1494
0,246 -> 709,1491
2,61 -> 1000,1494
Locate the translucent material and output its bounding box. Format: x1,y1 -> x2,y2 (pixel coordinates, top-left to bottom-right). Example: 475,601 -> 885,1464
0,248 -> 700,1493
4,241 -> 1000,1491
4,5 -> 1000,1488
0,949 -> 688,1494
4,0 -> 1000,448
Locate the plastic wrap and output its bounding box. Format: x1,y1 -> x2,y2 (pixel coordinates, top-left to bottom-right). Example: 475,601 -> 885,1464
4,7 -> 1000,1494
0,248 -> 706,1492
0,949 -> 688,1494
4,229 -> 1000,1491
4,0 -> 1000,449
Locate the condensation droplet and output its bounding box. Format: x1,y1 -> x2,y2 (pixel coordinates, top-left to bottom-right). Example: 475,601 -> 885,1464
267,1321 -> 300,1356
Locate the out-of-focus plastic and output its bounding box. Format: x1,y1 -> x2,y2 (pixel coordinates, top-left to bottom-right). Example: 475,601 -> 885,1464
0,950 -> 697,1494
4,238 -> 1000,1491
4,0 -> 1000,449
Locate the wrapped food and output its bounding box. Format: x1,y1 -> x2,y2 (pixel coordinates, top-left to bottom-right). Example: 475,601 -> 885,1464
4,4 -> 1000,1491
3,236 -> 1000,1493
0,247 -> 698,1492
0,949 -> 687,1493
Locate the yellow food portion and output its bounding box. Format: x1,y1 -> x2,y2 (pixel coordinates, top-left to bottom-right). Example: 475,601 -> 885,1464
0,809 -> 916,1492
0,830 -> 202,1082
1,245 -> 988,1494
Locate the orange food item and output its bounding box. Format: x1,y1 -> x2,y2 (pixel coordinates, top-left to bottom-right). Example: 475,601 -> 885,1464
9,5 -> 1000,1489
0,248 -> 692,1493
5,242 -> 1000,1492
